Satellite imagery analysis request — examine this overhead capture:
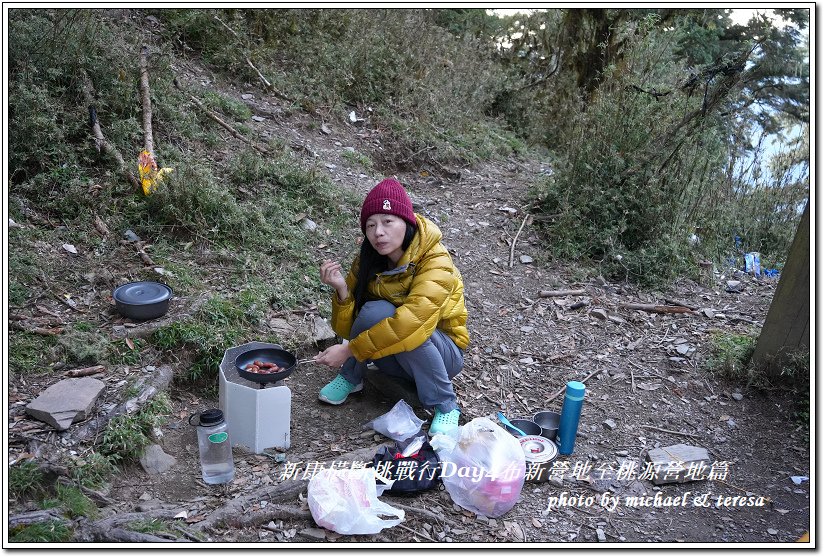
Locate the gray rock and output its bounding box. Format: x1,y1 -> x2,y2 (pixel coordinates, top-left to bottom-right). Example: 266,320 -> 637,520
311,316 -> 336,344
725,280 -> 742,293
301,218 -> 318,231
597,528 -> 606,542
603,419 -> 617,430
251,115 -> 266,122
299,528 -> 327,540
519,255 -> 534,264
241,93 -> 254,100
139,444 -> 177,475
732,392 -> 744,401
123,229 -> 141,242
590,308 -> 608,320
26,377 -> 106,430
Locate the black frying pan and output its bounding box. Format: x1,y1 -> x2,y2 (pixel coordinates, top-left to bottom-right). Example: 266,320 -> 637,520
234,347 -> 296,387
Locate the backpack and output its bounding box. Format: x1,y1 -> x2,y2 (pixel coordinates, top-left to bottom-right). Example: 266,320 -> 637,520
370,440 -> 442,495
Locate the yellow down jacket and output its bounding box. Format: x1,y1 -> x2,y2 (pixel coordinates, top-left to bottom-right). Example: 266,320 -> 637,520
330,214 -> 469,362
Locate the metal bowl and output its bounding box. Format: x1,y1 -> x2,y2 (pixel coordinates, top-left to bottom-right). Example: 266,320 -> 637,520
501,418 -> 542,437
234,347 -> 296,385
113,281 -> 173,320
533,410 -> 561,441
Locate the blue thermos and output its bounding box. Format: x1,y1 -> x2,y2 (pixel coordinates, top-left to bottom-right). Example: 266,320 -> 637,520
557,381 -> 586,455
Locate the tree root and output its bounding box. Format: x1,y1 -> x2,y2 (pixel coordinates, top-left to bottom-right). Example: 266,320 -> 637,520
193,480 -> 308,531
73,365 -> 174,442
110,293 -> 210,340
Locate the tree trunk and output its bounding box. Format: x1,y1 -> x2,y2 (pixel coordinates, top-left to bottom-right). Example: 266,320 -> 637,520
751,201 -> 810,379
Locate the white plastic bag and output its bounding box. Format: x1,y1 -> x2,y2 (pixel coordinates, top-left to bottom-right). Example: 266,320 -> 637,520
308,468 -> 405,535
365,399 -> 424,441
430,416 -> 526,517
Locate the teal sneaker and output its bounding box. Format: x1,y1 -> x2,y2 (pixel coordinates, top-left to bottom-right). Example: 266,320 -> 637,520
429,408 -> 460,435
318,374 -> 363,405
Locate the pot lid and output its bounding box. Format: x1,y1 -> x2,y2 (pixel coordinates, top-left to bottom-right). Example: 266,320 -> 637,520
519,435 -> 558,463
113,281 -> 173,305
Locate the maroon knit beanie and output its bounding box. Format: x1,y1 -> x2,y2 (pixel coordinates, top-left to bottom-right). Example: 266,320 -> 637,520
360,178 -> 417,232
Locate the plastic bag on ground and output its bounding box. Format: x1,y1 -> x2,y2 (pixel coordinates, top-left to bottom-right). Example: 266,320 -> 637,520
308,468 -> 404,535
430,416 -> 526,517
365,399 -> 424,441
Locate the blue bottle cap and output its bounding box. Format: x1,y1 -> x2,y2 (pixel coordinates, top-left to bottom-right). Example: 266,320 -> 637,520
565,381 -> 586,399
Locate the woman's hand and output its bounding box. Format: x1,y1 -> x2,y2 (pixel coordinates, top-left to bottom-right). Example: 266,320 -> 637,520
315,343 -> 353,369
320,259 -> 348,301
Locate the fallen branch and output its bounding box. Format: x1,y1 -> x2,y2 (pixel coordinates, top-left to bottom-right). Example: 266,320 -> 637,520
545,368 -> 603,404
139,45 -> 155,158
508,213 -> 532,268
119,239 -> 156,266
79,69 -> 141,192
75,526 -> 185,543
397,522 -> 436,542
10,322 -> 63,336
193,480 -> 308,531
389,501 -> 461,528
64,365 -> 106,378
619,303 -> 698,315
73,365 -> 174,441
639,425 -> 701,439
539,289 -> 586,298
111,294 -> 210,339
173,77 -> 268,155
663,298 -> 698,311
93,214 -> 110,237
9,509 -> 68,528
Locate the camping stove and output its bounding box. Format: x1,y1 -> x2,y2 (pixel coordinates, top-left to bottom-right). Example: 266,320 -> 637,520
219,341 -> 291,453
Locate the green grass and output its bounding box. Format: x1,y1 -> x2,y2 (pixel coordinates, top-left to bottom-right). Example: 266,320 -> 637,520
57,330 -> 110,366
41,484 -> 98,519
9,461 -> 45,500
129,518 -> 172,535
704,331 -> 757,381
341,149 -> 374,171
98,393 -> 171,462
152,292 -> 269,383
9,333 -> 56,376
68,452 -> 118,490
108,338 -> 145,366
9,521 -> 73,543
202,90 -> 253,122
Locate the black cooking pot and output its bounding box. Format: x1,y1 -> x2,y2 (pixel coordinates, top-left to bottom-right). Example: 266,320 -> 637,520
113,281 -> 173,320
234,347 -> 296,386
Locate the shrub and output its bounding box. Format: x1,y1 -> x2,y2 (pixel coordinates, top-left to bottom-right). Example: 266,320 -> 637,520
9,461 -> 45,500
99,393 -> 171,462
704,331 -> 757,380
9,521 -> 73,543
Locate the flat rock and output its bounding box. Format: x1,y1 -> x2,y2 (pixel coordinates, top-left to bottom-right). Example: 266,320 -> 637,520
590,308 -> 608,320
646,443 -> 711,485
25,377 -> 105,430
139,444 -> 177,475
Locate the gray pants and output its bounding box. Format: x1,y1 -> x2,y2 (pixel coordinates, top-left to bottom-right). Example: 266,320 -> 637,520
339,300 -> 463,413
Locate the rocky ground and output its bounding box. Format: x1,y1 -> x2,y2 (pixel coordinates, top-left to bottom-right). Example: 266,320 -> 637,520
7,58 -> 811,546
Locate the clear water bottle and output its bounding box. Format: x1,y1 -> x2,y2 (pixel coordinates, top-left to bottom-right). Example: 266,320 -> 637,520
190,409 -> 235,484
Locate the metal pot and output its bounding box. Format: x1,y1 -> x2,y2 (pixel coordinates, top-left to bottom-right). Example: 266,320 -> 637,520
519,435 -> 558,483
113,281 -> 173,320
533,410 -> 561,441
234,347 -> 296,387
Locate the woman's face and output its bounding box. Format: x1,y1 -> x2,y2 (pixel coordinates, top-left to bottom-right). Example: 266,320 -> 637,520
364,213 -> 407,264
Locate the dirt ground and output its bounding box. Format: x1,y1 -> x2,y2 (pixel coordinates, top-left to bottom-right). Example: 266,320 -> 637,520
7,60 -> 811,546
101,158 -> 811,545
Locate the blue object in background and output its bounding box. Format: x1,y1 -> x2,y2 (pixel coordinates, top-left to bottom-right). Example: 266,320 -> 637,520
764,269 -> 780,277
557,381 -> 586,455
